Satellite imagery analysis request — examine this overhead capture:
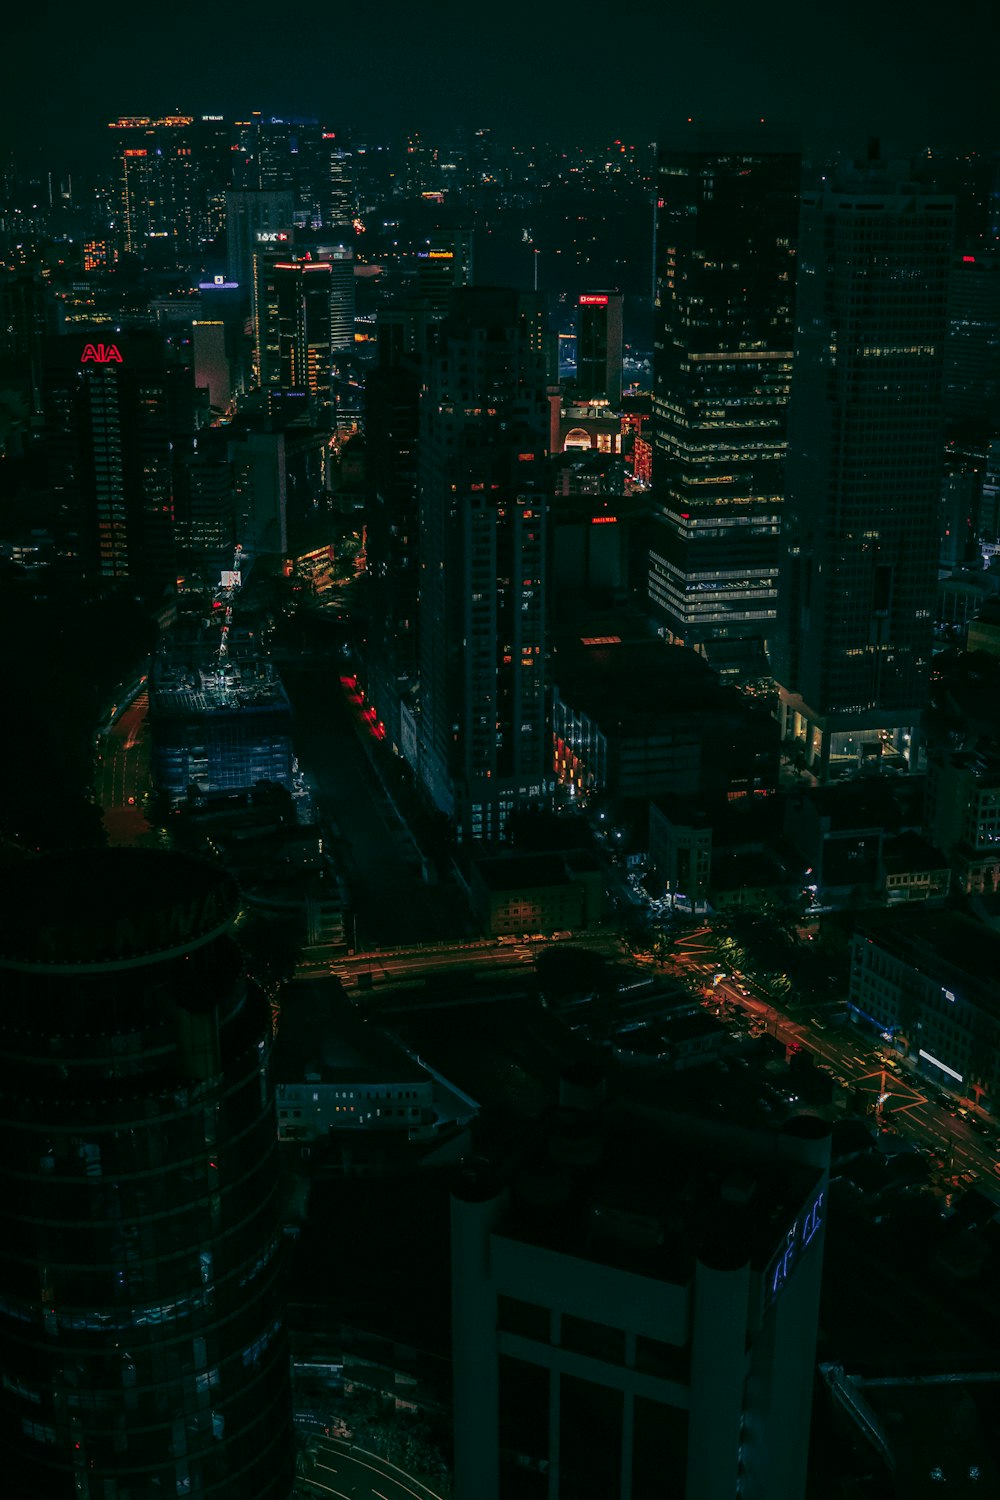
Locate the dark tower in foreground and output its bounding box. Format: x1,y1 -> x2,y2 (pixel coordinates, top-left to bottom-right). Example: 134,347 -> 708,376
0,851 -> 293,1500
451,1077 -> 830,1500
774,155 -> 954,778
649,129 -> 800,649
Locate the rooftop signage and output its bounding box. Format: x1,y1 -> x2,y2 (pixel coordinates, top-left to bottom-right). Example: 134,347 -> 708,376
81,343 -> 123,364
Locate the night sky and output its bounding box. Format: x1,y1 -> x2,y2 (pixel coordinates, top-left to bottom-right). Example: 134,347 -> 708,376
5,0 -> 992,165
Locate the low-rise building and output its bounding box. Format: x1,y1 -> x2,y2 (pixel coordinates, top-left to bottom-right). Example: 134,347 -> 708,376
470,852 -> 602,937
925,748 -> 1000,895
150,652 -> 294,805
552,637 -> 778,804
849,908 -> 1000,1108
274,980 -> 437,1142
878,830 -> 950,904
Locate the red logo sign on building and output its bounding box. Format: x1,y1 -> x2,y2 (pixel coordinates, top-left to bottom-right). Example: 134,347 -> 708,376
81,343 -> 123,364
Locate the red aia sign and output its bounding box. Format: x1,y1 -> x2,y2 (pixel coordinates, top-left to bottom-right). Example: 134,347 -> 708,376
81,343 -> 123,364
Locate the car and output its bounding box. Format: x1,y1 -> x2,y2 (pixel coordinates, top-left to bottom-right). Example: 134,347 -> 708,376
968,1115 -> 989,1135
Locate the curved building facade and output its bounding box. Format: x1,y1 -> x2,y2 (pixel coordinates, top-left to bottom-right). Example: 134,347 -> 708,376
0,850 -> 293,1499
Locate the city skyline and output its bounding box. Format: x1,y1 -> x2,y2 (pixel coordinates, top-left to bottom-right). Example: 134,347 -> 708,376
4,15 -> 1000,1487
4,0 -> 993,167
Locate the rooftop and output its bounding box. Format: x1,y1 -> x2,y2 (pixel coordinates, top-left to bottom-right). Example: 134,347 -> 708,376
150,656 -> 291,719
458,1093 -> 827,1288
856,908 -> 1000,1005
472,853 -> 574,892
274,978 -> 427,1086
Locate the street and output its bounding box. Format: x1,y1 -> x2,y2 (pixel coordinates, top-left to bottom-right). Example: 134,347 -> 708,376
297,931 -> 623,989
95,689 -> 152,844
668,929 -> 1000,1191
301,1437 -> 443,1500
283,666 -> 474,949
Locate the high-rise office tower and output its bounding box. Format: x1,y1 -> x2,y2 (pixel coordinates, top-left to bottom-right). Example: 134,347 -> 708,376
173,435 -> 237,582
0,849 -> 293,1499
40,331 -> 184,594
364,356 -> 424,759
649,129 -> 800,649
254,257 -> 335,414
109,115 -> 233,258
324,135 -> 354,227
224,190 -> 295,293
575,290 -> 623,406
944,248 -> 1000,427
415,228 -> 474,312
246,117 -> 336,229
364,279 -> 463,758
323,244 -> 356,353
774,155 -> 955,779
417,288 -> 552,841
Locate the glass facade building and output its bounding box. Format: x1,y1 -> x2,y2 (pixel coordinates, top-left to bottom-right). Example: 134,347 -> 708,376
0,851 -> 293,1499
774,157 -> 955,777
649,130 -> 800,647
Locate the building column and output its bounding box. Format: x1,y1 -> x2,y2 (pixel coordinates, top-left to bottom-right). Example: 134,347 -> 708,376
451,1174 -> 508,1500
686,1236 -> 751,1500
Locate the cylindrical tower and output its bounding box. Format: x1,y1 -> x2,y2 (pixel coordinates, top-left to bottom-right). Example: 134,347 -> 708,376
0,850 -> 293,1499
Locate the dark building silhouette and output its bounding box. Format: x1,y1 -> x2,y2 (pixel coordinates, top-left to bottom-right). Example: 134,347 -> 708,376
109,115 -> 233,258
416,288 -> 552,840
774,155 -> 955,778
649,129 -> 800,649
451,1075 -> 830,1499
575,290 -> 623,407
224,191 -> 294,293
944,248 -> 1000,426
0,850 -> 293,1499
39,331 -> 188,595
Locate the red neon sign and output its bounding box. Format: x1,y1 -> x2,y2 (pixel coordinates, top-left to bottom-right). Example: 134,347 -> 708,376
81,343 -> 123,364
591,515 -> 617,524
579,294 -> 609,306
962,255 -> 976,263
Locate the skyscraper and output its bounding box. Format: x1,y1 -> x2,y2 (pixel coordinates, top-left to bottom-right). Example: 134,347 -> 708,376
417,288 -> 552,841
944,248 -> 1000,427
0,850 -> 293,1499
414,228 -> 474,313
649,129 -> 800,649
224,190 -> 294,293
323,243 -> 356,354
774,155 -> 955,778
40,331 -> 183,594
110,116 -> 233,259
254,257 -> 335,414
575,290 -> 623,407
